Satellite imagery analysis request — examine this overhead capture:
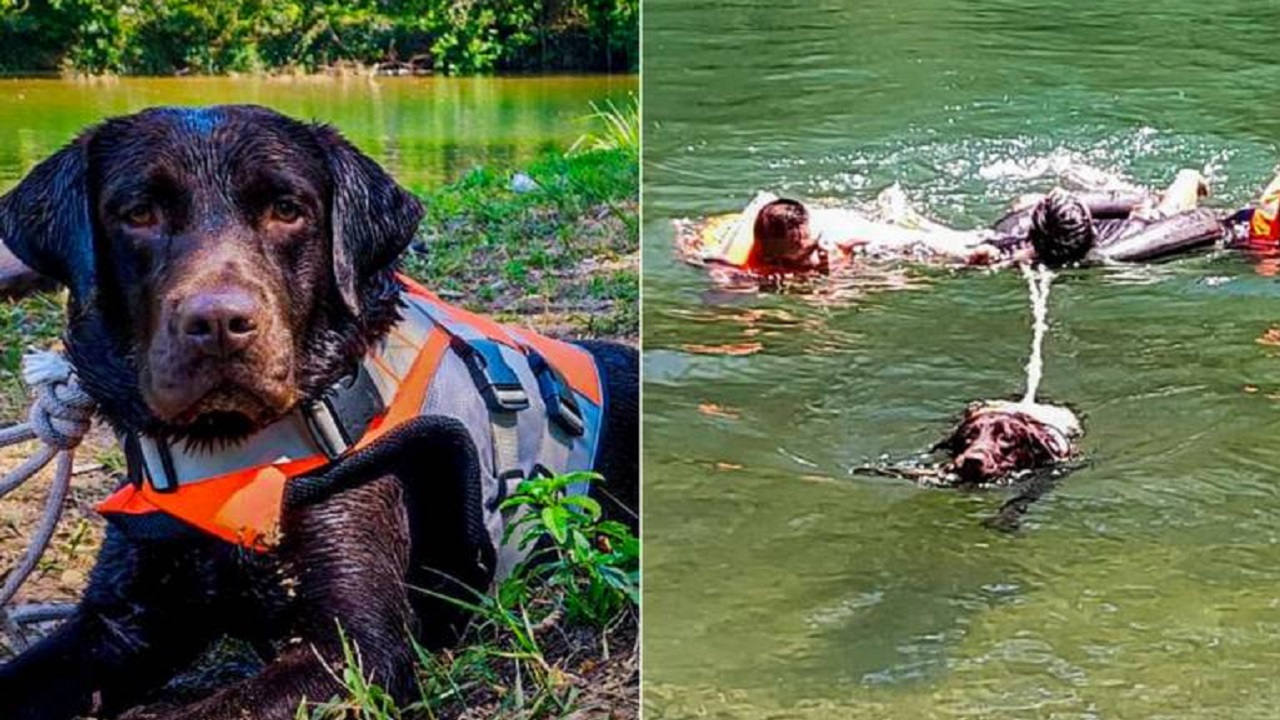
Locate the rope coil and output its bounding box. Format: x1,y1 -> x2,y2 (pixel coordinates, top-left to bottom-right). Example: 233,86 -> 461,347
0,350 -> 97,650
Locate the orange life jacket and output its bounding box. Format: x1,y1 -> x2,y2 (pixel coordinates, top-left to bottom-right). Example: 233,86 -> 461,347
98,276 -> 604,565
1249,182 -> 1280,246
698,213 -> 759,268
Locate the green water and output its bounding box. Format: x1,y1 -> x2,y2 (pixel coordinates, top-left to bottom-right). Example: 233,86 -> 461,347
0,75 -> 636,192
643,1 -> 1280,717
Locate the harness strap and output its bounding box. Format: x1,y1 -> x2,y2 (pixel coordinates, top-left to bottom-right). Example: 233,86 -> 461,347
491,413 -> 522,504
103,281 -> 605,554
411,294 -> 533,487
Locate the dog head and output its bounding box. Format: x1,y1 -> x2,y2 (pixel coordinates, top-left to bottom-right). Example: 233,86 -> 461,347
936,401 -> 1077,485
0,105 -> 424,441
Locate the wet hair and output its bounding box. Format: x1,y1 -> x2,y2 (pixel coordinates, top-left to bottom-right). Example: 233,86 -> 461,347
750,199 -> 817,269
1028,189 -> 1096,268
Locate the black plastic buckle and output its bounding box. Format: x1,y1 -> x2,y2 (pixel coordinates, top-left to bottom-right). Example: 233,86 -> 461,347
528,352 -> 585,437
306,363 -> 386,459
488,467 -> 526,512
451,336 -> 530,413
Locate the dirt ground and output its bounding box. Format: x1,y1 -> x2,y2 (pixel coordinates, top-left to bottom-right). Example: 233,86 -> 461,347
0,428 -> 117,658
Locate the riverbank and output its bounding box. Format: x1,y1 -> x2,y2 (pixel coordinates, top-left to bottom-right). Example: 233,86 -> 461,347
0,142 -> 638,717
0,0 -> 637,76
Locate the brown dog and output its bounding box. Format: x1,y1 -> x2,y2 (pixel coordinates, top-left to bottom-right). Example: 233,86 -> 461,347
0,105 -> 638,720
935,401 -> 1080,486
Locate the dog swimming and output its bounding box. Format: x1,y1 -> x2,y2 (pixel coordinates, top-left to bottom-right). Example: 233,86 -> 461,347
855,266 -> 1083,525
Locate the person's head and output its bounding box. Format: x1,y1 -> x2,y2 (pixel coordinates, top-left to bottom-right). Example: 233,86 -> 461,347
1028,189 -> 1095,268
750,199 -> 823,271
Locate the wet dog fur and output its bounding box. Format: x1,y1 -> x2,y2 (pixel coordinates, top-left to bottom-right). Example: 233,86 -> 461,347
0,105 -> 637,720
934,402 -> 1077,488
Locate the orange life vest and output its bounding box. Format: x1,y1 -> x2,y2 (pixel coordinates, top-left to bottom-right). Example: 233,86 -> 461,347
697,213 -> 759,268
98,276 -> 604,561
1249,182 -> 1280,246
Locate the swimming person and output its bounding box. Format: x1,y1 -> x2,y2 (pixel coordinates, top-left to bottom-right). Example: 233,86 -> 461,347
685,168 -> 1225,276
686,187 -> 995,275
981,168 -> 1224,268
1225,171 -> 1280,251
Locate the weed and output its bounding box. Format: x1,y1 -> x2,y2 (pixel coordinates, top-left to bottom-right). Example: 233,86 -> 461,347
300,473 -> 639,719
570,94 -> 640,161
501,472 -> 640,627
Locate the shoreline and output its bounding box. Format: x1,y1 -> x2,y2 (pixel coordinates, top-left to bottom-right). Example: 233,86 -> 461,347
0,70 -> 639,83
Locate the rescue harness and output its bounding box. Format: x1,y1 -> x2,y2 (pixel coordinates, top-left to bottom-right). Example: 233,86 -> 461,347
97,276 -> 605,578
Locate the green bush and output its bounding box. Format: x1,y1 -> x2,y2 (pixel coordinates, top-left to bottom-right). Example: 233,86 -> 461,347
0,0 -> 637,75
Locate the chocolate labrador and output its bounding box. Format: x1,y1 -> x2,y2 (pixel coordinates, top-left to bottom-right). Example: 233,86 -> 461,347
935,400 -> 1080,486
933,401 -> 1083,530
0,105 -> 637,720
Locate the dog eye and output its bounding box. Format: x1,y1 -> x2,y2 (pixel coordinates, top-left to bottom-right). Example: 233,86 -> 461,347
268,198 -> 305,224
123,204 -> 159,229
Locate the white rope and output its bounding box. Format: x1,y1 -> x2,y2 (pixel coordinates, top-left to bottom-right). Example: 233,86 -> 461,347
0,350 -> 97,650
1020,264 -> 1054,405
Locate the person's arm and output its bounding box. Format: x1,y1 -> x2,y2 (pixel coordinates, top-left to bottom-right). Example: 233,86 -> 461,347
812,207 -> 986,260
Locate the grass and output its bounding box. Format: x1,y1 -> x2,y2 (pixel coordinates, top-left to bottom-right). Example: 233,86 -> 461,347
402,146 -> 639,340
570,94 -> 640,162
0,293 -> 64,420
300,472 -> 640,720
0,140 -> 639,715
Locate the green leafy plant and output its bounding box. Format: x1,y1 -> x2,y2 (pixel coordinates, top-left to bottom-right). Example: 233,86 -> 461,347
0,0 -> 638,75
500,471 -> 639,627
300,623 -> 405,720
297,472 -> 638,719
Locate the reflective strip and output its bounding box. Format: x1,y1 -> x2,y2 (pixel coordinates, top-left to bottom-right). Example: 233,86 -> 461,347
492,412 -> 522,485
137,413 -> 326,490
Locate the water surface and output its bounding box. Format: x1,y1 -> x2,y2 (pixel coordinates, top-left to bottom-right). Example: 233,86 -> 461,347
0,75 -> 636,192
643,1 -> 1280,717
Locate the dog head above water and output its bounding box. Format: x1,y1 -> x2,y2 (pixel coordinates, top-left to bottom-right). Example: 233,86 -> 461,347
935,400 -> 1080,486
0,105 -> 424,441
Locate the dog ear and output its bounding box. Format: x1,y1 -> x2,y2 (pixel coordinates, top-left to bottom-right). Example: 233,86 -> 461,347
312,125 -> 425,317
0,139 -> 96,301
1025,424 -> 1063,463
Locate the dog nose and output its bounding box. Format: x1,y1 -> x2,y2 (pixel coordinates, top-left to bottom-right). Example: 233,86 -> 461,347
178,290 -> 261,357
957,454 -> 994,481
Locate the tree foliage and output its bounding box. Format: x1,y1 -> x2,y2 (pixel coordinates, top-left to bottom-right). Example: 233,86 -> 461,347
0,0 -> 637,75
